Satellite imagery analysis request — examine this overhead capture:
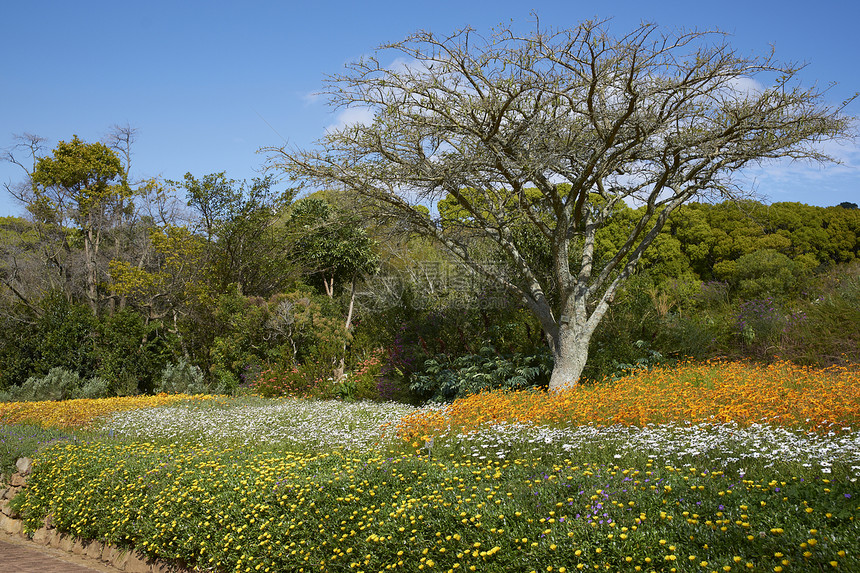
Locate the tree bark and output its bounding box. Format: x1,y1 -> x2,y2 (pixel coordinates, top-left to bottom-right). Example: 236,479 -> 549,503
548,322 -> 592,391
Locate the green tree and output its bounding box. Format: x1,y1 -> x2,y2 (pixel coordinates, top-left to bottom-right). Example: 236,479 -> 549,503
718,248 -> 803,299
288,196 -> 378,298
270,20 -> 854,389
287,195 -> 379,378
177,172 -> 297,297
31,136 -> 130,313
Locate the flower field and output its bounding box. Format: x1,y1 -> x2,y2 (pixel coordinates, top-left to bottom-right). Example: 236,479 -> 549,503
391,361 -> 860,441
3,361 -> 859,572
0,393 -> 216,429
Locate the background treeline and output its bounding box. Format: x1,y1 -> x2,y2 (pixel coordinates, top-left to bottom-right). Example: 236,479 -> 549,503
1,136 -> 858,402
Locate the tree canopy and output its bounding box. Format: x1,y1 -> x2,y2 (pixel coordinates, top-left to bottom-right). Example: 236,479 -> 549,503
269,20 -> 856,389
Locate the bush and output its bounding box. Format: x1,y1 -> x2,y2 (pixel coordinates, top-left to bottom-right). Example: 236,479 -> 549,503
72,377 -> 110,400
33,295 -> 98,380
410,346 -> 553,403
15,368 -> 82,402
95,309 -> 173,395
722,248 -> 804,300
251,360 -> 328,398
780,264 -> 860,366
333,349 -> 384,402
0,368 -> 110,402
156,359 -> 206,395
209,367 -> 238,395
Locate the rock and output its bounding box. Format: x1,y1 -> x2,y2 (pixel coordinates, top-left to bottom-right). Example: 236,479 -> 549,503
3,485 -> 21,499
124,550 -> 152,573
58,534 -> 74,552
49,531 -> 63,548
86,541 -> 105,559
71,538 -> 87,555
43,512 -> 55,529
101,543 -> 116,562
1,515 -> 22,534
111,548 -> 130,570
15,457 -> 33,476
150,560 -> 174,573
0,498 -> 18,518
10,473 -> 26,487
32,527 -> 49,544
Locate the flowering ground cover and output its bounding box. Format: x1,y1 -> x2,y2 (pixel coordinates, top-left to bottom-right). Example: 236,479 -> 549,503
14,439 -> 859,572
98,396 -> 416,449
0,393 -> 215,430
391,361 -> 860,440
4,360 -> 859,572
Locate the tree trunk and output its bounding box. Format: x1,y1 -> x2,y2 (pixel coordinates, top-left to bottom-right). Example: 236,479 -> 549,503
547,321 -> 592,391
334,274 -> 358,382
84,225 -> 99,313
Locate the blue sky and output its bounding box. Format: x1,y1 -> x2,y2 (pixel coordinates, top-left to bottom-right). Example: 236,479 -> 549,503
1,0 -> 857,217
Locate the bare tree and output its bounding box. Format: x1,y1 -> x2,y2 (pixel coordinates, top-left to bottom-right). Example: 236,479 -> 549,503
268,20 -> 856,389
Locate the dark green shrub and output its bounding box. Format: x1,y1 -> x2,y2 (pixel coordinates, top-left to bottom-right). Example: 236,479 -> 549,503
719,248 -> 805,299
95,309 -> 174,395
32,294 -> 98,380
410,346 -> 553,403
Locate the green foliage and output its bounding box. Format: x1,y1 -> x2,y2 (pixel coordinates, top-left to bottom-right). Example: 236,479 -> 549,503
95,309 -> 173,395
156,359 -> 206,395
76,377 -> 110,400
586,274 -> 722,381
0,294 -> 175,396
251,363 -> 324,398
779,263 -> 860,366
7,368 -> 82,402
209,367 -> 239,396
721,248 -> 804,300
32,135 -> 125,217
0,368 -> 109,402
32,293 -> 98,379
270,289 -> 351,372
338,349 -> 384,402
177,172 -> 298,297
410,346 -> 553,403
287,196 -> 378,296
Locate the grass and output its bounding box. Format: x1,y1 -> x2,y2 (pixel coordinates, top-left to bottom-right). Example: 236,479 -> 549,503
1,360 -> 858,572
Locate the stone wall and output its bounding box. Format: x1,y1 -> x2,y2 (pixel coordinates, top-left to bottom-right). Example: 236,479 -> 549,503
1,457 -> 190,573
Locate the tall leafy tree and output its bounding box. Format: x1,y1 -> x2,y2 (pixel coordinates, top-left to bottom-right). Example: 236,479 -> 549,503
32,136 -> 130,313
271,20 -> 854,389
177,172 -> 297,297
287,195 -> 379,378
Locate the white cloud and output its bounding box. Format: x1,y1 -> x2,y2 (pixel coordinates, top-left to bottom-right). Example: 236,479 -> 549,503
324,106 -> 375,134
725,75 -> 765,98
738,137 -> 860,204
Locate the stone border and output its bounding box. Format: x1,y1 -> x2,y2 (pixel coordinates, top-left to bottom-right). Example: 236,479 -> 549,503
1,458 -> 194,573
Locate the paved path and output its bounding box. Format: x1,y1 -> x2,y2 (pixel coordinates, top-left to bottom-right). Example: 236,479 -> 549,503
0,532 -> 121,573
